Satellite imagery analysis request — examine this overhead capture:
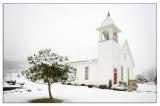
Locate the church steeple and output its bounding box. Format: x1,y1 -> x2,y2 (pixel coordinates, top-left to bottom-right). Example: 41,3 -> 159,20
97,12 -> 121,42
107,11 -> 110,16
99,11 -> 114,28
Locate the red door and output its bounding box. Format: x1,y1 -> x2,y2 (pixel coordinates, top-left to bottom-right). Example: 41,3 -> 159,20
114,68 -> 117,84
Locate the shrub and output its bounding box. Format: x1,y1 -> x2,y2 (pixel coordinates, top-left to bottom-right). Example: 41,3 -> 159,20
111,84 -> 127,91
62,82 -> 66,84
67,83 -> 71,85
26,89 -> 32,92
20,82 -> 25,85
108,80 -> 112,89
119,80 -> 127,87
81,84 -> 85,86
99,85 -> 107,89
88,85 -> 93,88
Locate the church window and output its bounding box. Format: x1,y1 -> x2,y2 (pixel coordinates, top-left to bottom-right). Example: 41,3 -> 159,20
121,66 -> 123,80
103,33 -> 109,40
85,66 -> 89,80
74,68 -> 77,79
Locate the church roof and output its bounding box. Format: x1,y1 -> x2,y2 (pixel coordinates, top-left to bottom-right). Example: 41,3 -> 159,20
70,59 -> 98,64
119,40 -> 135,67
97,12 -> 121,32
100,12 -> 114,28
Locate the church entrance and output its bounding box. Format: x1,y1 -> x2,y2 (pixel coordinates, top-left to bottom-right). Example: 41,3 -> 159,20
114,68 -> 117,84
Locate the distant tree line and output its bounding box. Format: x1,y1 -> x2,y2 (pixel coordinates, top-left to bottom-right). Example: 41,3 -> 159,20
3,60 -> 27,76
135,68 -> 157,83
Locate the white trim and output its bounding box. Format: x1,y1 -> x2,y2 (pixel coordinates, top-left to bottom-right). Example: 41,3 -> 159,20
70,59 -> 98,64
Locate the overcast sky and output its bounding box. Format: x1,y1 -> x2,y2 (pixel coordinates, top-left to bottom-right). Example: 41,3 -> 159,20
4,4 -> 156,75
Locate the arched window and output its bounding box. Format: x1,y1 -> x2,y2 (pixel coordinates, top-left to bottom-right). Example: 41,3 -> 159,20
104,33 -> 109,40
74,68 -> 77,79
85,66 -> 89,80
121,66 -> 123,80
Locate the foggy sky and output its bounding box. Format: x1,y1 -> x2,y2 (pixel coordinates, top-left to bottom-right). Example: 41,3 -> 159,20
4,4 -> 156,75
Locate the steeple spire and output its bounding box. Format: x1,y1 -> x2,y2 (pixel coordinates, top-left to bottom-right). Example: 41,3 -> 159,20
99,11 -> 114,28
107,11 -> 110,16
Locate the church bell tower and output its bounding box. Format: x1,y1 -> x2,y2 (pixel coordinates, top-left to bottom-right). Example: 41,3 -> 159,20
97,12 -> 121,85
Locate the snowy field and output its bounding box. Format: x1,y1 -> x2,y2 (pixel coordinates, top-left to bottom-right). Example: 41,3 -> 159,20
3,78 -> 157,103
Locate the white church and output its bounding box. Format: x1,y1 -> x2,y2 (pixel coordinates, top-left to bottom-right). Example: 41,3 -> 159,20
70,12 -> 135,86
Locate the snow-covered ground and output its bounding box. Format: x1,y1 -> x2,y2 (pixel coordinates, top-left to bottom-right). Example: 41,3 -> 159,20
3,78 -> 157,103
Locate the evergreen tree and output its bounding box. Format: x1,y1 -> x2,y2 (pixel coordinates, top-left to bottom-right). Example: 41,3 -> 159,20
22,49 -> 75,100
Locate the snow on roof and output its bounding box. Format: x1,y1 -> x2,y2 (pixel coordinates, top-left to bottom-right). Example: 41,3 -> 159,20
100,12 -> 114,28
70,59 -> 98,64
97,12 -> 121,32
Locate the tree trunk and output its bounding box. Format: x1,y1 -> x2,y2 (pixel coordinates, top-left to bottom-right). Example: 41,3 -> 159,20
48,82 -> 53,100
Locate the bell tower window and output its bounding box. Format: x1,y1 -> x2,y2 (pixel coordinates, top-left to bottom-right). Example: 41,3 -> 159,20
113,32 -> 118,42
102,32 -> 109,41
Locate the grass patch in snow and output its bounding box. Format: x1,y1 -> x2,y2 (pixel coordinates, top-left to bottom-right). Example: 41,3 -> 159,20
30,98 -> 63,103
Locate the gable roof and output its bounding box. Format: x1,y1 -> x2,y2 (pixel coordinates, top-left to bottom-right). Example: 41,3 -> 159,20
120,40 -> 135,67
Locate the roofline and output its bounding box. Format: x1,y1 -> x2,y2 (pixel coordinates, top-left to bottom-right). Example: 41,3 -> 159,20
96,24 -> 121,33
70,59 -> 98,64
120,40 -> 135,67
